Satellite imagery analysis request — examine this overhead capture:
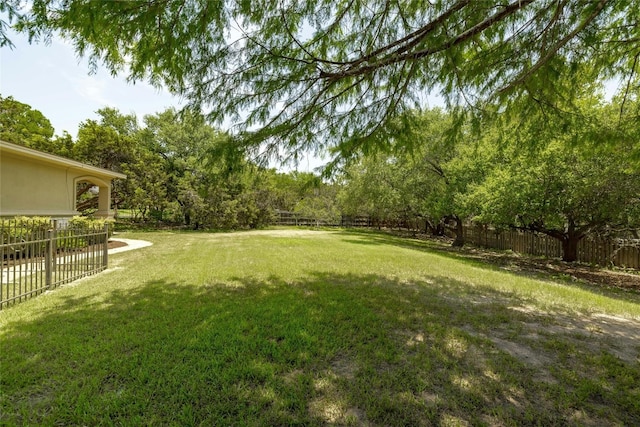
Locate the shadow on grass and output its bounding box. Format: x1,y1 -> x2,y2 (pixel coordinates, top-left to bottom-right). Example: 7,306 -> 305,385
2,271 -> 639,426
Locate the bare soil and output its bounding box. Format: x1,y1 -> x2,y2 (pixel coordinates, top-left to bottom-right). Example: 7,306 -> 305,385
107,240 -> 128,250
403,234 -> 640,368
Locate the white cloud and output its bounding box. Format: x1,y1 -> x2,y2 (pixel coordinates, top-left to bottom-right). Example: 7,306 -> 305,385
73,74 -> 112,105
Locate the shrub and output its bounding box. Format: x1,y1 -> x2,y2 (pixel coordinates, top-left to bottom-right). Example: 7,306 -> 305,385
1,216 -> 114,257
1,217 -> 51,257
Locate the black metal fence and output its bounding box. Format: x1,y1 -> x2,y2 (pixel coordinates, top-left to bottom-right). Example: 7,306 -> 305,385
1,219 -> 109,309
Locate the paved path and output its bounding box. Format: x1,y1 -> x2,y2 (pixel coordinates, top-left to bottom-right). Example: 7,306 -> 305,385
2,238 -> 152,281
109,238 -> 153,254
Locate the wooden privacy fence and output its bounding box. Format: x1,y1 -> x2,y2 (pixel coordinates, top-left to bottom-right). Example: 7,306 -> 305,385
341,215 -> 374,228
1,219 -> 109,309
464,226 -> 640,269
275,211 -> 340,227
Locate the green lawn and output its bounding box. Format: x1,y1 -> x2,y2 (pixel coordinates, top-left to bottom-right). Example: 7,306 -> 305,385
1,229 -> 639,426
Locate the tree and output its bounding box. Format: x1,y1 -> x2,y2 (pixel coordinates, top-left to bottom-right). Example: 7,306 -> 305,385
0,1 -> 20,47
338,108 -> 490,245
290,173 -> 340,226
387,108 -> 470,243
0,94 -> 55,152
136,108 -> 284,229
139,108 -> 225,225
465,98 -> 640,262
74,107 -> 138,170
11,1 -> 640,158
73,108 -> 139,214
50,131 -> 75,158
338,155 -> 405,228
121,149 -> 170,222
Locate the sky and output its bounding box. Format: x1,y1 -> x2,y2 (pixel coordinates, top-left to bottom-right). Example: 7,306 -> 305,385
0,29 -> 324,171
1,29 -> 183,138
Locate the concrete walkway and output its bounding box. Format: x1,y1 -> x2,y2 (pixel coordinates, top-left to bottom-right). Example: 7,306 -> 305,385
108,238 -> 153,254
1,238 -> 152,282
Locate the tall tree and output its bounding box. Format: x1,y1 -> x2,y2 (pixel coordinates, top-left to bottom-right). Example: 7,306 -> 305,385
339,108 -> 491,245
0,94 -> 55,152
121,148 -> 170,222
0,0 -> 19,47
73,108 -> 138,213
288,173 -> 340,226
11,1 -> 640,157
139,108 -> 228,225
338,155 -> 405,228
74,107 -> 138,170
388,109 -> 469,242
465,98 -> 640,262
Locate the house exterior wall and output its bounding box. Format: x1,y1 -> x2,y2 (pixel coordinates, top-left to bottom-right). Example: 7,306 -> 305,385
1,151 -> 77,217
0,140 -> 126,219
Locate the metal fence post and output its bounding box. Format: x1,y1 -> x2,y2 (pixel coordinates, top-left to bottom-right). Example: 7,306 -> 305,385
103,223 -> 109,269
45,228 -> 54,288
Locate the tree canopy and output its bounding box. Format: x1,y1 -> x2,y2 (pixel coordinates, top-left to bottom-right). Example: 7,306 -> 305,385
7,0 -> 640,158
0,94 -> 54,149
337,89 -> 640,261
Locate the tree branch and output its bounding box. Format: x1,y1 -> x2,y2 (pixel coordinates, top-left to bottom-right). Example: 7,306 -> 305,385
619,51 -> 639,123
498,0 -> 609,94
319,0 -> 533,81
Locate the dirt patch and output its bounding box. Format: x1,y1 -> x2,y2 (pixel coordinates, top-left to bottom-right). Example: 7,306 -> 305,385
540,313 -> 640,364
460,248 -> 640,291
108,240 -> 127,250
489,336 -> 554,368
485,307 -> 640,367
426,246 -> 638,292
330,356 -> 357,380
308,397 -> 366,425
488,255 -> 640,291
309,356 -> 365,425
281,369 -> 304,385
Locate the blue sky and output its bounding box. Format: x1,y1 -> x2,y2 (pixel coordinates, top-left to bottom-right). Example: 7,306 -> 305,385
1,29 -> 182,138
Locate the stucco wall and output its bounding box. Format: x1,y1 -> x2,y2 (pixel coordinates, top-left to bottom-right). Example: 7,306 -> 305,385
0,152 -> 77,216
1,140 -> 126,218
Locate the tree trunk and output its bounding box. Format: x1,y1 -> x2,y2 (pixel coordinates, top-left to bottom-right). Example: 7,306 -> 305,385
561,236 -> 580,262
426,220 -> 445,236
559,218 -> 584,262
451,216 -> 465,247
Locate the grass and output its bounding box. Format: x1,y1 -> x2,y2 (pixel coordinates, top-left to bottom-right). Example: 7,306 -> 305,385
1,229 -> 639,426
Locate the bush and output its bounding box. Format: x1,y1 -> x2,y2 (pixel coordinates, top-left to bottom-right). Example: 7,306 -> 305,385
1,217 -> 51,257
66,216 -> 114,247
1,216 -> 114,257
